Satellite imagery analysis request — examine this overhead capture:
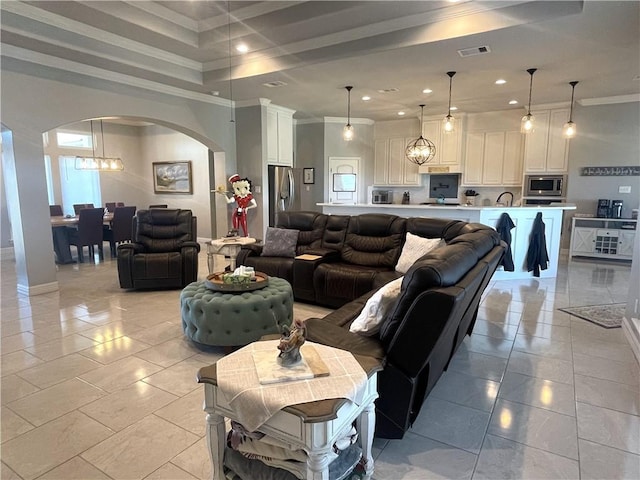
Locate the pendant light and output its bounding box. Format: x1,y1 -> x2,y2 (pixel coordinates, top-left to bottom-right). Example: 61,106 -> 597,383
405,105 -> 436,165
521,68 -> 537,134
343,86 -> 354,141
563,81 -> 579,138
443,71 -> 456,134
75,119 -> 124,171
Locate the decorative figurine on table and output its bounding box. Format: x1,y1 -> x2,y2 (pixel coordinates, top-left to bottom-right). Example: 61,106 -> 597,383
216,174 -> 257,237
277,319 -> 307,367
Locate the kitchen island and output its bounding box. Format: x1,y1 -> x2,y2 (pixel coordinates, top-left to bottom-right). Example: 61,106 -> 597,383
317,203 -> 576,280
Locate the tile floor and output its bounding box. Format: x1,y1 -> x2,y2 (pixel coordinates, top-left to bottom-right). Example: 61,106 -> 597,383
1,251 -> 638,479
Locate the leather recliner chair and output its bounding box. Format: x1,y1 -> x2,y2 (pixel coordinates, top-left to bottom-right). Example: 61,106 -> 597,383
117,209 -> 200,289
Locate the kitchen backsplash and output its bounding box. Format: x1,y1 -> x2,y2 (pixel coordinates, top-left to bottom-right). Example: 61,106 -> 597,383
371,185 -> 523,205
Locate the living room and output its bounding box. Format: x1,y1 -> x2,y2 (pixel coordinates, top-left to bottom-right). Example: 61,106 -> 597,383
1,1 -> 638,479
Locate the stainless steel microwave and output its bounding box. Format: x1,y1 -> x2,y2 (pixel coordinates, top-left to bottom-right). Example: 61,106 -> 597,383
525,175 -> 566,197
372,189 -> 392,204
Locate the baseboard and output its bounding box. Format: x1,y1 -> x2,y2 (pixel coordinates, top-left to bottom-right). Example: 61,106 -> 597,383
622,315 -> 640,366
17,281 -> 59,296
0,247 -> 15,261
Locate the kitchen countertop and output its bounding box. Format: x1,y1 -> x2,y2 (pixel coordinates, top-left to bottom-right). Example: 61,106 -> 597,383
316,203 -> 577,210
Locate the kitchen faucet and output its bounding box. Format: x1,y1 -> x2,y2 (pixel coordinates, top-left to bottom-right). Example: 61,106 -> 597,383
496,191 -> 514,207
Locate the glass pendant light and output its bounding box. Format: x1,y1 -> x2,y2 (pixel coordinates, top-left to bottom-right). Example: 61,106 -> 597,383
443,71 -> 456,134
405,105 -> 436,165
563,81 -> 579,138
75,119 -> 123,171
343,86 -> 354,141
521,68 -> 537,134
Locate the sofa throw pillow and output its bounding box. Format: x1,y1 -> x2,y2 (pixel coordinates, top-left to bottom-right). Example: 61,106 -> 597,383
261,227 -> 299,257
395,233 -> 445,274
349,276 -> 403,336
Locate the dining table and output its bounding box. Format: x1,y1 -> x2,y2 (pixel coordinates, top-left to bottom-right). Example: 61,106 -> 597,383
51,213 -> 114,264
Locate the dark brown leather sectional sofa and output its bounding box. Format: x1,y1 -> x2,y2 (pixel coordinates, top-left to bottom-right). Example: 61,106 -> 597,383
237,211 -> 504,439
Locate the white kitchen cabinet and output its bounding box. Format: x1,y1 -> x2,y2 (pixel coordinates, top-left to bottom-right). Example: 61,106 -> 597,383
524,108 -> 569,173
570,217 -> 636,260
373,139 -> 388,185
482,132 -> 505,185
463,131 -> 523,186
373,137 -> 420,186
417,115 -> 464,174
266,106 -> 294,166
503,131 -> 524,185
463,133 -> 484,185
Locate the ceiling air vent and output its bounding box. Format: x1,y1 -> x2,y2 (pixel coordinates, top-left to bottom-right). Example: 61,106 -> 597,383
377,88 -> 399,93
458,46 -> 491,57
262,80 -> 288,88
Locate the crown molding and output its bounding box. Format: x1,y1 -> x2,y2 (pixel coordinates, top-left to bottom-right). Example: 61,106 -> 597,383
234,98 -> 272,108
579,94 -> 640,106
528,101 -> 570,111
324,117 -> 375,125
2,45 -> 232,107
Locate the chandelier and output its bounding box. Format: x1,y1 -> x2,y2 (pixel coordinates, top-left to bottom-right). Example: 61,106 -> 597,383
405,105 -> 436,165
75,119 -> 123,171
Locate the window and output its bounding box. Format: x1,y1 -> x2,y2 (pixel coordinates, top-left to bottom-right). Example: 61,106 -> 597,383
56,131 -> 92,148
59,156 -> 101,214
44,155 -> 54,205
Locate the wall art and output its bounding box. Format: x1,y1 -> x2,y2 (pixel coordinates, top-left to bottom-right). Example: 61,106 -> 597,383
580,166 -> 640,176
153,161 -> 193,194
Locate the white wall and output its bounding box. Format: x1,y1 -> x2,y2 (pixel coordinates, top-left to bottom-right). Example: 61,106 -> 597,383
324,120 -> 374,204
140,125 -> 212,238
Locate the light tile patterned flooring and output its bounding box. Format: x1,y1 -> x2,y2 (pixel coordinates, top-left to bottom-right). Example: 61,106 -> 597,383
1,251 -> 638,479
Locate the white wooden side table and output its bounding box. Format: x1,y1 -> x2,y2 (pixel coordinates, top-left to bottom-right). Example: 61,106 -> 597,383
207,237 -> 256,273
197,359 -> 379,480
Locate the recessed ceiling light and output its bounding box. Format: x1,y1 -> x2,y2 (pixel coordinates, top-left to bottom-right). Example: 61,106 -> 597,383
362,96 -> 371,101
450,106 -> 458,111
262,80 -> 288,88
210,91 -> 220,96
495,79 -> 507,85
397,111 -> 406,116
235,43 -> 249,54
422,88 -> 433,94
508,99 -> 518,105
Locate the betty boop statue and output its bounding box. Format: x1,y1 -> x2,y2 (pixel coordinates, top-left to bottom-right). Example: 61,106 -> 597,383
217,174 -> 257,237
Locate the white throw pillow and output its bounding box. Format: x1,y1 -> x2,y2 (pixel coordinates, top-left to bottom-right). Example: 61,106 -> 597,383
395,233 -> 445,274
349,277 -> 403,336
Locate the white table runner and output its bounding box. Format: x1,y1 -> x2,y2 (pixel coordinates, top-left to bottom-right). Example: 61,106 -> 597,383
216,340 -> 368,432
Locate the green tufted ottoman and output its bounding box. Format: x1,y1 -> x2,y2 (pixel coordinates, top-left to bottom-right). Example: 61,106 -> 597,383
180,277 -> 293,347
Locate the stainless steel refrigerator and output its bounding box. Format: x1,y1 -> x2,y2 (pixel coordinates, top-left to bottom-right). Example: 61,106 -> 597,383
268,165 -> 302,226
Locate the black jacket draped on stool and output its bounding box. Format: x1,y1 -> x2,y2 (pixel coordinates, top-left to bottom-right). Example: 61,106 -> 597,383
526,212 -> 549,277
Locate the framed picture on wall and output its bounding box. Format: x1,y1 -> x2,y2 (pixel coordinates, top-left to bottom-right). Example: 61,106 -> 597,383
303,167 -> 315,184
152,161 -> 193,194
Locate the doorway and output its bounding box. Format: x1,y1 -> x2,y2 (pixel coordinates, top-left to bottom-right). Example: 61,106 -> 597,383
328,157 -> 360,204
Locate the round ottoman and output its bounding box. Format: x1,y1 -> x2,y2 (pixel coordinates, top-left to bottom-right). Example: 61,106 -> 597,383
180,277 -> 293,346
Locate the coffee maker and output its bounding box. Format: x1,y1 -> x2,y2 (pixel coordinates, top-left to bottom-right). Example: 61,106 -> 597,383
611,200 -> 623,219
597,199 -> 610,218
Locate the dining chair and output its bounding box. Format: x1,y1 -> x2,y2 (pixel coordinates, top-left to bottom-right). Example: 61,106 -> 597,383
103,206 -> 137,257
116,202 -> 125,207
105,202 -> 117,213
149,204 -> 168,208
49,205 -> 63,216
67,208 -> 105,262
73,203 -> 95,215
